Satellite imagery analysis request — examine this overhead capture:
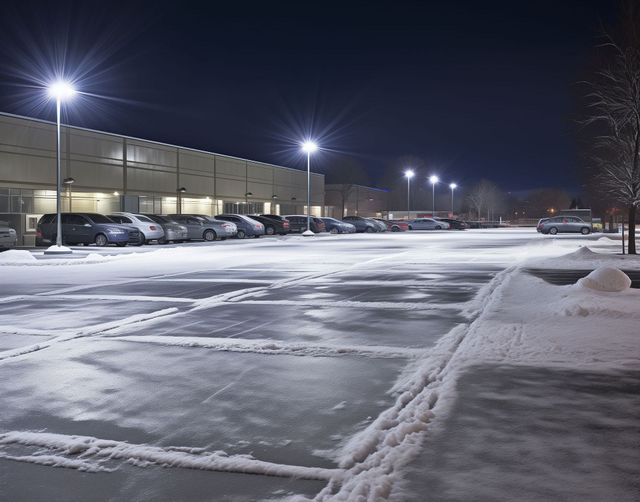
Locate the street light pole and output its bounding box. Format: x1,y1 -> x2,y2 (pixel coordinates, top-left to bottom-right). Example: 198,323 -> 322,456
429,175 -> 439,216
404,170 -> 414,220
301,141 -> 318,236
449,183 -> 457,216
45,81 -> 75,255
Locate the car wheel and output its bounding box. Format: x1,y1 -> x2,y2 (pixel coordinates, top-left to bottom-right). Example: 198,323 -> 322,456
581,227 -> 591,235
265,226 -> 275,235
435,225 -> 442,230
203,229 -> 216,241
330,227 -> 338,234
158,236 -> 167,244
365,227 -> 374,233
408,225 -> 413,230
115,242 -> 127,247
94,233 -> 108,247
549,227 -> 558,235
392,226 -> 400,232
237,230 -> 246,239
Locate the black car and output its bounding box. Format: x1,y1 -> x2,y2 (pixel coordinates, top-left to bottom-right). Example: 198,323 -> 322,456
283,215 -> 327,233
435,218 -> 468,230
36,213 -> 141,247
249,215 -> 290,235
342,216 -> 378,233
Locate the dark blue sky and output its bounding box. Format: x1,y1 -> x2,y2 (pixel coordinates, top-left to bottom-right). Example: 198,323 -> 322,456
0,0 -> 615,191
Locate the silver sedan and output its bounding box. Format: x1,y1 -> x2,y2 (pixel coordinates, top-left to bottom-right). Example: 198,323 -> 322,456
408,218 -> 450,230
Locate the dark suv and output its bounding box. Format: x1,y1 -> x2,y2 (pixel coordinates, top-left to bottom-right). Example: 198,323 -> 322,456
36,213 -> 141,247
283,215 -> 326,233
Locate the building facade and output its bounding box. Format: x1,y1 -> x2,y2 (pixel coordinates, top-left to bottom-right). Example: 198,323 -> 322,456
0,112 -> 325,244
324,184 -> 389,218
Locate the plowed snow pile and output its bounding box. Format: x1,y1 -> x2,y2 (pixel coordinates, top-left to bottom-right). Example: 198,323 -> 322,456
576,266 -> 631,292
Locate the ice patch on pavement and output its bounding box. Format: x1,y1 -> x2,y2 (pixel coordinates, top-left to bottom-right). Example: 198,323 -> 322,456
576,266 -> 631,292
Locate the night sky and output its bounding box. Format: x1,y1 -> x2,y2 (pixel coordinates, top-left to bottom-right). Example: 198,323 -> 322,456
0,0 -> 615,191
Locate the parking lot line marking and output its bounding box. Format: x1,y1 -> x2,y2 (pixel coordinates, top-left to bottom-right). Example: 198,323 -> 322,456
0,430 -> 343,481
108,335 -> 425,359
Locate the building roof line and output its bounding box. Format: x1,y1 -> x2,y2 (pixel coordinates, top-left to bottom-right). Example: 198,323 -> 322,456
0,110 -> 323,178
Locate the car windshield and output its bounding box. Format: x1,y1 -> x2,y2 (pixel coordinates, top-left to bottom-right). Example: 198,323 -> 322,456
135,215 -> 154,223
86,214 -> 113,224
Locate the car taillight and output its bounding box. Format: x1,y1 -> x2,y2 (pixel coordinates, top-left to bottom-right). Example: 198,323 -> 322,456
283,222 -> 289,228
150,225 -> 157,230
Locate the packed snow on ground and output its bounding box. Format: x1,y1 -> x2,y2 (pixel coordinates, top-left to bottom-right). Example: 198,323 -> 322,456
0,229 -> 637,501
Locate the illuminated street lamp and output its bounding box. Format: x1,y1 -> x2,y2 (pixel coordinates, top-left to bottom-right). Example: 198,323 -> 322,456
429,175 -> 439,215
449,183 -> 457,215
404,169 -> 414,220
301,140 -> 318,236
45,80 -> 76,254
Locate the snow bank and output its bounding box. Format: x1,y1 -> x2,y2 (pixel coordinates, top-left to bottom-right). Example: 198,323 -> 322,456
576,267 -> 631,292
526,245 -> 640,271
0,250 -> 37,263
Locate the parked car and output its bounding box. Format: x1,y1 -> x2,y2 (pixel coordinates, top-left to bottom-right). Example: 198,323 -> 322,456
408,218 -> 450,230
536,218 -> 550,233
249,214 -> 290,235
284,215 -> 327,233
36,213 -> 141,247
321,217 -> 356,234
142,214 -> 189,243
435,218 -> 468,230
342,216 -> 378,233
215,214 -> 265,239
367,218 -> 387,232
108,212 -> 165,244
0,221 -> 17,249
374,219 -> 409,232
168,214 -> 237,241
538,216 -> 592,235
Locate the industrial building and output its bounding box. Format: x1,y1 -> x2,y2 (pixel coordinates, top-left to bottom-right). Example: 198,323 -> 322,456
0,112 -> 325,245
324,184 -> 389,218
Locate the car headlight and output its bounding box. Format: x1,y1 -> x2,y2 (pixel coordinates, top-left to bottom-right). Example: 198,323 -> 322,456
107,228 -> 125,234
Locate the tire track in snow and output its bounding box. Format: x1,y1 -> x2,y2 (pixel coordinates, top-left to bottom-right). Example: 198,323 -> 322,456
309,266 -> 517,501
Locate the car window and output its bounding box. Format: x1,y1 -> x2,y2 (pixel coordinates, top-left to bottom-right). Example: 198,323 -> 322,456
186,218 -> 200,225
63,214 -> 86,225
135,215 -> 154,223
86,214 -> 113,224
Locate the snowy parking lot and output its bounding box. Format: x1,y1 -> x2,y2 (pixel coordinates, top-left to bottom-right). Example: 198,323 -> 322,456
0,229 -> 638,501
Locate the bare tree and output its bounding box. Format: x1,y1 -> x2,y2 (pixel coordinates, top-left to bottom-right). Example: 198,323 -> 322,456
466,179 -> 501,220
583,1 -> 640,253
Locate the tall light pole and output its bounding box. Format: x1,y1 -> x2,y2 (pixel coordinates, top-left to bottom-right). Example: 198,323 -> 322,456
429,175 -> 439,215
45,81 -> 76,255
301,141 -> 318,236
449,183 -> 457,216
404,169 -> 414,220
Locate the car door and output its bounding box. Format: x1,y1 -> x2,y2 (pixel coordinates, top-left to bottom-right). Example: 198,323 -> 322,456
185,217 -> 203,239
65,214 -> 92,243
412,218 -> 425,230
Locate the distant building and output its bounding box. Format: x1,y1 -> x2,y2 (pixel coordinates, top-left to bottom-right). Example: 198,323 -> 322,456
325,184 -> 389,218
0,112 -> 324,245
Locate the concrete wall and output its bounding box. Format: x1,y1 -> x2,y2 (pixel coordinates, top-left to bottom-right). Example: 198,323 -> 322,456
0,113 -> 324,204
